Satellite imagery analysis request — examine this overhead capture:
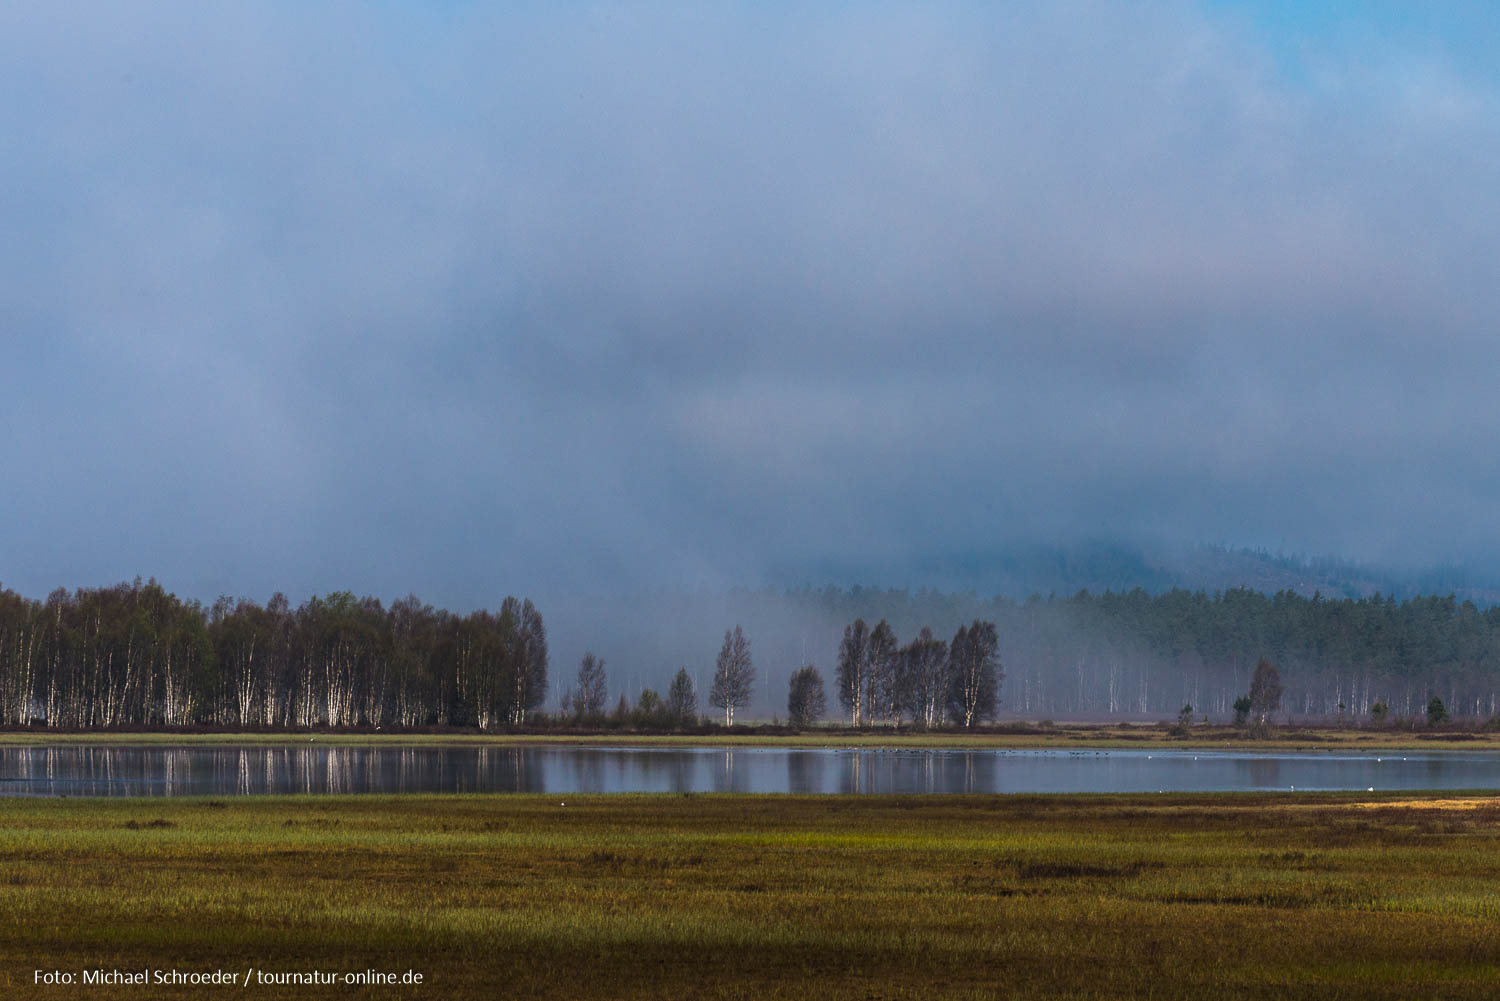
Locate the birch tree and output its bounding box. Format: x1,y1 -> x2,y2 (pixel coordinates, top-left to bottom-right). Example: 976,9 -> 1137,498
509,598 -> 549,725
948,620 -> 1001,728
836,619 -> 871,726
709,625 -> 754,726
901,627 -> 949,729
869,620 -> 900,725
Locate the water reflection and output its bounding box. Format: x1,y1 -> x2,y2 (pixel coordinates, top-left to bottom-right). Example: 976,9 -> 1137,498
2,745 -> 1499,797
1247,756 -> 1282,788
787,750 -> 825,792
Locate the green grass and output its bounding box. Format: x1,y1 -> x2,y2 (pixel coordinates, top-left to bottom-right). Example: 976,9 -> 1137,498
4,792 -> 1500,998
1,724 -> 1492,751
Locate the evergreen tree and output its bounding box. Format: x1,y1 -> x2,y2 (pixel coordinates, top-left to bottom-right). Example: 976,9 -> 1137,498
634,688 -> 668,728
666,667 -> 698,727
786,665 -> 826,729
1426,696 -> 1448,726
1248,658 -> 1282,729
1232,695 -> 1252,726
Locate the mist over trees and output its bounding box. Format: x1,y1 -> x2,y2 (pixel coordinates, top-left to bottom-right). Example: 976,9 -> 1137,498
563,652 -> 609,721
832,618 -> 1001,728
0,580 -> 547,729
8,578 -> 1500,730
556,585 -> 1500,723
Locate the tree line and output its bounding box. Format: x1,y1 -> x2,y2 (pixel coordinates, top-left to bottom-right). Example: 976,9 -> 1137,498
830,618 -> 1002,728
1000,588 -> 1500,720
9,577 -> 1500,730
563,618 -> 1004,730
0,580 -> 546,729
676,585 -> 1500,722
562,626 -> 754,728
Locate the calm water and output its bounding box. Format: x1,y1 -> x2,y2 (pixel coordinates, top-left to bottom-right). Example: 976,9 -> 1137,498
2,745 -> 1498,797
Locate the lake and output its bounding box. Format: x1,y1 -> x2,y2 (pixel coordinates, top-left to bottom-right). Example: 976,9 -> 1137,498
2,744 -> 1498,797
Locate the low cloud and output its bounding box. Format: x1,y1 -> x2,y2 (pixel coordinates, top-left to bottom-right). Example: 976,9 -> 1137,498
2,2 -> 1499,616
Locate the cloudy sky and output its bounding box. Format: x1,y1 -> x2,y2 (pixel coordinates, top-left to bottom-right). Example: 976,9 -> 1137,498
3,1 -> 1499,610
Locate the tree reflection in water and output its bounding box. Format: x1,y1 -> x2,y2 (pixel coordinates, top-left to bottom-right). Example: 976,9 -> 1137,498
1247,756 -> 1282,788
786,751 -> 826,793
1,746 -> 1495,797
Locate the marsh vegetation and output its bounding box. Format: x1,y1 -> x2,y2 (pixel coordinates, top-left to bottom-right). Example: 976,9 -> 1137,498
4,793 -> 1500,998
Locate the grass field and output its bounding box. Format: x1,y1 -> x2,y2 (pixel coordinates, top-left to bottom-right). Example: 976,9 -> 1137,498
2,724 -> 1495,751
4,792 -> 1500,999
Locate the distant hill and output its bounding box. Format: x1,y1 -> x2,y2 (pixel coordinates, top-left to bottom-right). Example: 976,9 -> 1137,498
980,542 -> 1500,606
782,542 -> 1500,606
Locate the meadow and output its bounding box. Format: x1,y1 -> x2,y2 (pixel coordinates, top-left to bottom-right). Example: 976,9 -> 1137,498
3,791 -> 1500,999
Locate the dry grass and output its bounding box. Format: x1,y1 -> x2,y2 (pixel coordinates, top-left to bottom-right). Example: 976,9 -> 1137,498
4,792 -> 1500,998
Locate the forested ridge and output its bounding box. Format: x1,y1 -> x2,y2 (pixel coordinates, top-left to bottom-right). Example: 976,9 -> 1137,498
758,586 -> 1500,721
0,580 -> 546,728
5,579 -> 1500,728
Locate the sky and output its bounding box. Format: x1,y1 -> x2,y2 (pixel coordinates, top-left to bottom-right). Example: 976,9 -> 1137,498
4,1 -> 1500,621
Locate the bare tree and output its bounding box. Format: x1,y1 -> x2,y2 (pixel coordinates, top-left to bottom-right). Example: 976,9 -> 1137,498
574,652 -> 608,720
709,625 -> 754,726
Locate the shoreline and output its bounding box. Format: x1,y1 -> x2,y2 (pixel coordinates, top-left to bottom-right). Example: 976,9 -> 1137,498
1,724 -> 1496,752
